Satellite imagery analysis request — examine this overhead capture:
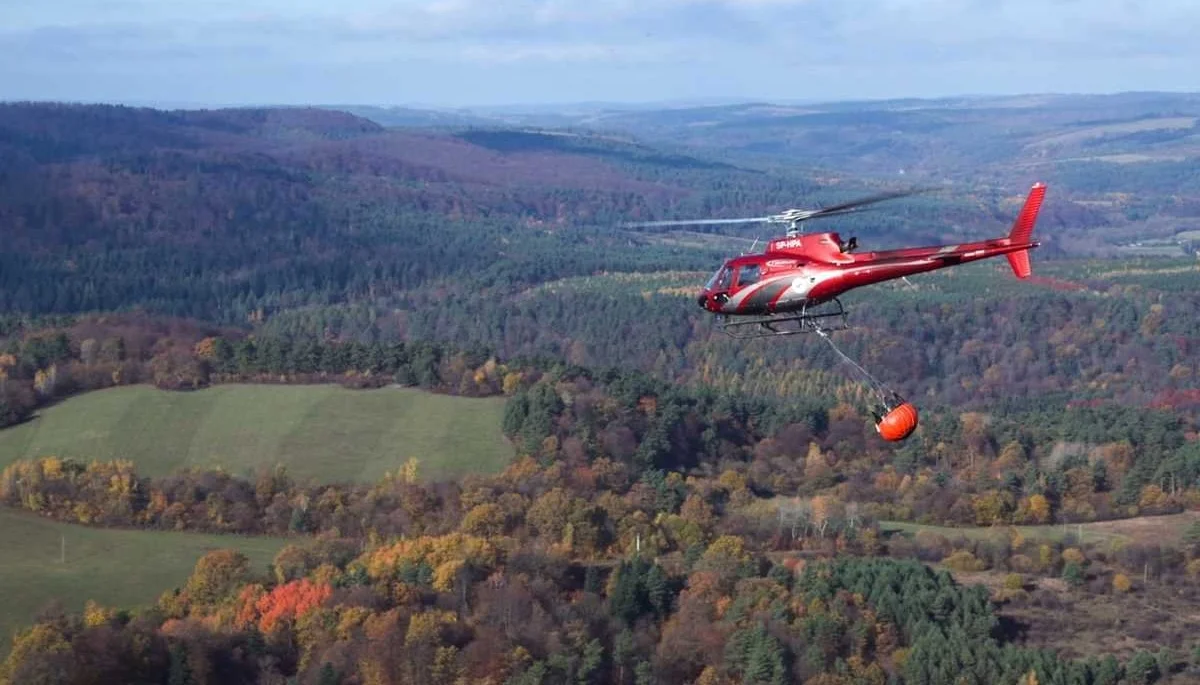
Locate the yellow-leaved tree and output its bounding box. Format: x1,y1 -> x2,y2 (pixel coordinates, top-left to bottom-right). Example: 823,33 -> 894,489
405,609 -> 457,647
182,549 -> 253,610
83,600 -> 115,628
1023,494 -> 1051,524
1113,573 -> 1132,593
0,622 -> 72,685
399,457 -> 420,485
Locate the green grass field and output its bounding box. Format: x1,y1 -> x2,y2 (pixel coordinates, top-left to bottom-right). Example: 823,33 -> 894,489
0,384 -> 515,483
0,508 -> 286,655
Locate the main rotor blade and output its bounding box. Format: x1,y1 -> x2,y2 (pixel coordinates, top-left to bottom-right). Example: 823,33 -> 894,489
619,217 -> 772,228
805,187 -> 936,218
618,186 -> 937,230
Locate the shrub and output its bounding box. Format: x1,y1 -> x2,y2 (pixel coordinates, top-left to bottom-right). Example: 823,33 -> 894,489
1113,573 -> 1132,593
942,550 -> 986,572
1063,561 -> 1084,588
1062,547 -> 1086,565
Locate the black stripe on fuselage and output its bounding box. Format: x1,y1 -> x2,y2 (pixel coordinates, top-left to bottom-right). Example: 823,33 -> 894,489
734,279 -> 793,314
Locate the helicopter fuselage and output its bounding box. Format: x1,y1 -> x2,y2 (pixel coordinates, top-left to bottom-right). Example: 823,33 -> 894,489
698,230 -> 1041,317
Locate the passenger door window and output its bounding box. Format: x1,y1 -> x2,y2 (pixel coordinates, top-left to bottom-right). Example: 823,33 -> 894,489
736,264 -> 761,287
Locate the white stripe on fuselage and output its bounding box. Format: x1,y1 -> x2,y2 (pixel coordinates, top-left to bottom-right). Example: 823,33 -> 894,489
722,258 -> 947,313
780,260 -> 935,297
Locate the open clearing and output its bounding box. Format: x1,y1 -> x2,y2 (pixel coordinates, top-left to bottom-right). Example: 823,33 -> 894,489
0,383 -> 514,484
0,508 -> 286,656
881,510 -> 1200,546
888,512 -> 1200,663
1028,116 -> 1198,148
945,565 -> 1200,663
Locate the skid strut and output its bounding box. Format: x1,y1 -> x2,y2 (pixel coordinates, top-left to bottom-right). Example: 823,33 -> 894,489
719,298 -> 850,339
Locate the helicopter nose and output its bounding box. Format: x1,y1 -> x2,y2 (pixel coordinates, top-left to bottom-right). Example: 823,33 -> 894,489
698,293 -> 708,308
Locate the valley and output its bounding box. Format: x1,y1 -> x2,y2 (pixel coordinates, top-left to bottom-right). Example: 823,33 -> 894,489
2,94 -> 1200,683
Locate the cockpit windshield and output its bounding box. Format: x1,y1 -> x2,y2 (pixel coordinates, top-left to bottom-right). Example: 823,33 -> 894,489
705,265 -> 732,292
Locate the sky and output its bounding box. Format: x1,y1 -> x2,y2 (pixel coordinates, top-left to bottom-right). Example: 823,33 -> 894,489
2,0 -> 1199,109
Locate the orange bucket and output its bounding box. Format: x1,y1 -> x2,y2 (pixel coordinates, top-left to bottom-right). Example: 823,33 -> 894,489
876,402 -> 918,441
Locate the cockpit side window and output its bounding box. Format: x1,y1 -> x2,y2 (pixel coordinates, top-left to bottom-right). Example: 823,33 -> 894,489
717,268 -> 731,290
736,264 -> 761,287
706,266 -> 732,291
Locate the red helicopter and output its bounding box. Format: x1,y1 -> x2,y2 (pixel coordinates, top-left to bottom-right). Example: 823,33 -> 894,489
626,182 -> 1046,338
622,181 -> 1048,440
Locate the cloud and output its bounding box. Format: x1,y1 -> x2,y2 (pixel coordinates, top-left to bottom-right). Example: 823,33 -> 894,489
11,0 -> 1200,59
459,42 -> 687,65
2,0 -> 1200,105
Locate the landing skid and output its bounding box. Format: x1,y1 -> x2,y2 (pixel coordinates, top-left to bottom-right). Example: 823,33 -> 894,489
719,298 -> 850,339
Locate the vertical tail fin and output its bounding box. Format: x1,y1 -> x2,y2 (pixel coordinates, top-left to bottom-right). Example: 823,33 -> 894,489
1006,182 -> 1046,279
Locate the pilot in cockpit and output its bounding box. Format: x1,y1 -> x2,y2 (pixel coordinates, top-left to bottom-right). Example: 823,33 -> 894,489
840,236 -> 859,253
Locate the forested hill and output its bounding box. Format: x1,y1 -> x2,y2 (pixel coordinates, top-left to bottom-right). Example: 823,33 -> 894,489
0,101 -> 804,323
382,92 -> 1200,257
1,101 -> 1093,326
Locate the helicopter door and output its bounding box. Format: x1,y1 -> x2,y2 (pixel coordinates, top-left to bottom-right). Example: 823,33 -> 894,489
734,264 -> 761,290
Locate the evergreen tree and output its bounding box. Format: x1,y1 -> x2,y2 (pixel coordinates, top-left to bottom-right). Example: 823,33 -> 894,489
318,662 -> 340,685
644,563 -> 669,617
289,505 -> 313,534
502,390 -> 530,437
168,644 -> 192,685
1062,562 -> 1084,588
613,629 -> 635,683
577,638 -> 604,684
633,661 -> 654,685
584,565 -> 603,594
609,560 -> 647,625
1093,655 -> 1121,685
1092,459 -> 1109,492
744,625 -> 787,685
1125,650 -> 1158,684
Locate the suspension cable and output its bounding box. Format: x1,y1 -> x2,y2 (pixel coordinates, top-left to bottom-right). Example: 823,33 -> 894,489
812,327 -> 898,409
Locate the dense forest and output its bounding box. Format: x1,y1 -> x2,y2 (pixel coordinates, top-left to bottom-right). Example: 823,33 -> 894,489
383,262 -> 1200,413
3,314 -> 1197,534
4,442 -> 1200,682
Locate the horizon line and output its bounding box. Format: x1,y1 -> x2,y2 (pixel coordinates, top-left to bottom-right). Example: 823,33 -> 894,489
3,88 -> 1200,114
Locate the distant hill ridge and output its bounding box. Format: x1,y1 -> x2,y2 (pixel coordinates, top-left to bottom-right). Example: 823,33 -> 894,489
0,100 -> 824,323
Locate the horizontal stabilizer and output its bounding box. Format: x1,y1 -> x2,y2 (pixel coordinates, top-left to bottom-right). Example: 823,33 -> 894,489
1008,249 -> 1032,279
